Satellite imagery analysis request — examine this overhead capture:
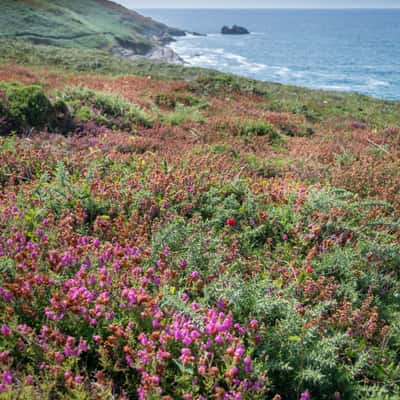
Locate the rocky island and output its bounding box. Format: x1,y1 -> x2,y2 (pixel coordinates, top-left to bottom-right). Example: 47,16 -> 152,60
221,25 -> 250,35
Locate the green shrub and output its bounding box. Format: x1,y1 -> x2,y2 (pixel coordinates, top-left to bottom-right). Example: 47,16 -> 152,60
239,120 -> 276,136
160,103 -> 207,126
0,82 -> 53,132
58,87 -> 153,129
154,93 -> 206,109
76,106 -> 93,123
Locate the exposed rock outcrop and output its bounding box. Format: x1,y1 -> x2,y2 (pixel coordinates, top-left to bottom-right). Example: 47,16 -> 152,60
221,25 -> 250,35
112,45 -> 184,65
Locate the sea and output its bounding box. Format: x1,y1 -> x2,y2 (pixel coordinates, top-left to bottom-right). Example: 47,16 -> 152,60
138,9 -> 400,100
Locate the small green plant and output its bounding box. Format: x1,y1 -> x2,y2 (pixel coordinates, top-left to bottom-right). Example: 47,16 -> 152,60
160,103 -> 207,126
154,93 -> 206,109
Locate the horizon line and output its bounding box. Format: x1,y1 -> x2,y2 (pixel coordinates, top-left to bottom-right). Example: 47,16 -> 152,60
137,7 -> 400,10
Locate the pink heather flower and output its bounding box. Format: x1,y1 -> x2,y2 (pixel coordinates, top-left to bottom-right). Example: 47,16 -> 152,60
0,351 -> 10,362
74,375 -> 84,383
0,384 -> 7,392
54,352 -> 65,363
152,320 -> 161,329
234,345 -> 245,358
215,335 -> 223,344
182,293 -> 189,302
126,355 -> 134,367
1,371 -> 12,385
190,271 -> 200,280
25,375 -> 33,385
180,258 -> 188,269
0,325 -> 11,336
249,320 -> 258,330
198,366 -> 206,375
244,355 -> 252,365
300,390 -> 311,400
228,366 -> 239,376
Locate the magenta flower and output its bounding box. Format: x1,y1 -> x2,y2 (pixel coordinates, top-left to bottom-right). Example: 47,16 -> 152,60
1,371 -> 12,385
300,390 -> 311,400
0,325 -> 11,336
190,271 -> 200,280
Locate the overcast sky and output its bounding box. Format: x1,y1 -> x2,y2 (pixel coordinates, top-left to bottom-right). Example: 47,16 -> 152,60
115,0 -> 400,8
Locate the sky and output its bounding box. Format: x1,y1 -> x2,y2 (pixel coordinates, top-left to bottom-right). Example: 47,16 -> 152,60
115,0 -> 400,8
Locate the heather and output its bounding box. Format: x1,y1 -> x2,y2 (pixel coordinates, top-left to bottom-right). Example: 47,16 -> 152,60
0,44 -> 399,400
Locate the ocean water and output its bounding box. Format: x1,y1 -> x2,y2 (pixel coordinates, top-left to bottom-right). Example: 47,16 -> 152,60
139,9 -> 400,100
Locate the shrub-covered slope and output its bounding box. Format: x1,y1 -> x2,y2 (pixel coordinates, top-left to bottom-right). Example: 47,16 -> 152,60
0,0 -> 184,53
0,41 -> 399,400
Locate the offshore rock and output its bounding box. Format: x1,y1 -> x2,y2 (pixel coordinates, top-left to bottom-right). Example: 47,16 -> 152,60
221,25 -> 250,35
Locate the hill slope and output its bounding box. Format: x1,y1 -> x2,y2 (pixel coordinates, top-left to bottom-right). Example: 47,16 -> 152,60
0,0 -> 185,59
0,39 -> 399,399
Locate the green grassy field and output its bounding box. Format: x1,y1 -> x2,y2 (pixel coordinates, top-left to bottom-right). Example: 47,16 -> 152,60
0,0 -> 183,51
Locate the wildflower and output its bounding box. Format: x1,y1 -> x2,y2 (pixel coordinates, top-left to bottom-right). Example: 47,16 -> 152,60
300,390 -> 311,400
1,371 -> 12,385
226,218 -> 236,227
0,325 -> 11,336
0,351 -> 10,362
182,293 -> 189,302
249,320 -> 258,330
234,344 -> 245,358
190,271 -> 200,280
226,366 -> 239,377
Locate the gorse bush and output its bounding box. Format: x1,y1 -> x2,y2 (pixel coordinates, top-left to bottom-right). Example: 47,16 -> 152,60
0,82 -> 55,133
0,82 -> 75,135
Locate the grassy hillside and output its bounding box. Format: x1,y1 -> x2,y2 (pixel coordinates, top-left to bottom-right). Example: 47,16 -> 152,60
0,40 -> 399,399
0,0 -> 184,52
1,39 -> 400,129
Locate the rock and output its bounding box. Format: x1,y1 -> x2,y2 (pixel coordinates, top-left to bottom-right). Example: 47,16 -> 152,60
192,32 -> 207,37
146,46 -> 185,65
221,25 -> 250,35
112,45 -> 184,65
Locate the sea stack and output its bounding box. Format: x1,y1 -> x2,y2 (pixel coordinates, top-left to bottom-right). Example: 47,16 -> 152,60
221,25 -> 250,35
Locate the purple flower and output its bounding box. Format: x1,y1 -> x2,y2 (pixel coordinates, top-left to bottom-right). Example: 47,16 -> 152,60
300,390 -> 311,400
190,271 -> 200,280
0,325 -> 11,336
1,371 -> 12,385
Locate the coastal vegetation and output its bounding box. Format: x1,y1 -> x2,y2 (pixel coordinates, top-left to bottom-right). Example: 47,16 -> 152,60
0,7 -> 399,400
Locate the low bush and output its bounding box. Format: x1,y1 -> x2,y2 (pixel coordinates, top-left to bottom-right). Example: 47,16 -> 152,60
160,103 -> 207,126
0,82 -> 74,135
0,82 -> 53,133
154,92 -> 207,109
58,86 -> 153,130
